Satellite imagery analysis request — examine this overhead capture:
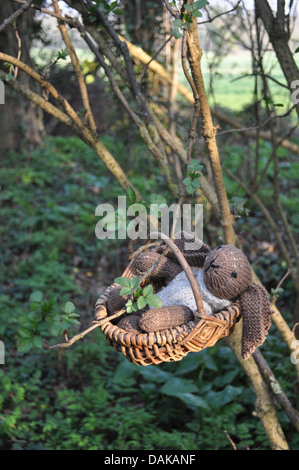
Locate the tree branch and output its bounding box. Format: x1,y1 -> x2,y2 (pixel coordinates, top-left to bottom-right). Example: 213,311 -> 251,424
0,0 -> 32,33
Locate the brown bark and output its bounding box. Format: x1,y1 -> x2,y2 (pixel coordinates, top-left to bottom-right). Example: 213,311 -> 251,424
183,0 -> 289,449
254,0 -> 299,118
0,0 -> 43,155
184,11 -> 235,245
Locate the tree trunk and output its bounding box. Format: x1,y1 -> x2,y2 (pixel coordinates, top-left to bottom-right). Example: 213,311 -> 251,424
0,0 -> 44,156
254,0 -> 299,118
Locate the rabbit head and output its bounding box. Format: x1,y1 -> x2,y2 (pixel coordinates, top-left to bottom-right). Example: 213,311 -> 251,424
203,244 -> 272,359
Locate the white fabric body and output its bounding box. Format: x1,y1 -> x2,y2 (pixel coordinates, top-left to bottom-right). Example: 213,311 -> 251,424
155,268 -> 232,315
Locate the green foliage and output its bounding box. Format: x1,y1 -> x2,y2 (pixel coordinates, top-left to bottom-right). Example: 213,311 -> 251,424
173,1 -> 208,38
183,159 -> 203,194
114,276 -> 163,312
17,292 -> 80,352
0,136 -> 298,451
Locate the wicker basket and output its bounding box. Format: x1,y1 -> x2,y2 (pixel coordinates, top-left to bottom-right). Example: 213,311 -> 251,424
95,241 -> 241,366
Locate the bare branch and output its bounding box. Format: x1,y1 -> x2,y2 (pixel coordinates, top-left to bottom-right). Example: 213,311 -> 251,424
0,0 -> 32,33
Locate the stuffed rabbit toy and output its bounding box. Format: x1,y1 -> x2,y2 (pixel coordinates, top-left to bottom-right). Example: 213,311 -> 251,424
107,232 -> 272,360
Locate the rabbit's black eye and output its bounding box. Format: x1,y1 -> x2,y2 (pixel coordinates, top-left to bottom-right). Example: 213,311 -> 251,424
216,245 -> 222,250
231,271 -> 237,278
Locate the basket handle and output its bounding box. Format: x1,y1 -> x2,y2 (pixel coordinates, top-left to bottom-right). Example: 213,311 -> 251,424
149,232 -> 206,316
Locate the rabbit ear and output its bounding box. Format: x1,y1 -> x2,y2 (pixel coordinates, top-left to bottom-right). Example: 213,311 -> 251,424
239,283 -> 272,360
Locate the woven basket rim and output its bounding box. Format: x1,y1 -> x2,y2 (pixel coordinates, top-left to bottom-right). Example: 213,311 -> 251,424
94,284 -> 241,350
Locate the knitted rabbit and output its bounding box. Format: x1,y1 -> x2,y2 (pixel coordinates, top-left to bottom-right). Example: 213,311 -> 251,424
141,243 -> 271,359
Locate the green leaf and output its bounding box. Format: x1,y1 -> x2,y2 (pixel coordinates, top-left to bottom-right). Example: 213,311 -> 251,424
177,393 -> 209,410
125,300 -> 137,313
19,327 -> 33,338
142,284 -> 153,297
50,323 -> 64,337
5,73 -> 15,82
119,287 -> 134,296
193,10 -> 203,17
126,187 -> 136,205
137,296 -> 147,310
149,194 -> 167,205
130,276 -> 140,291
194,0 -> 208,9
173,18 -> 183,26
28,311 -> 42,321
173,27 -> 182,39
183,177 -> 192,186
18,338 -> 33,353
145,294 -> 163,308
161,377 -> 198,396
191,178 -> 201,189
32,336 -> 43,349
294,47 -> 299,53
114,276 -> 131,287
29,291 -> 43,303
188,159 -> 202,172
113,8 -> 123,15
184,4 -> 194,11
57,48 -> 69,60
186,185 -> 195,194
64,301 -> 75,314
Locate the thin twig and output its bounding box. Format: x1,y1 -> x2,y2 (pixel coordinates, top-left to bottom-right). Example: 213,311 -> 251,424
52,0 -> 97,134
224,430 -> 237,450
0,0 -> 33,33
198,0 -> 242,25
139,34 -> 173,84
43,309 -> 126,350
12,0 -> 75,25
161,0 -> 179,17
217,105 -> 297,136
276,268 -> 293,291
253,349 -> 299,433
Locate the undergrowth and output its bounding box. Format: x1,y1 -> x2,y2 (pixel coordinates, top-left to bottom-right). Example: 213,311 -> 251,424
0,136 -> 298,450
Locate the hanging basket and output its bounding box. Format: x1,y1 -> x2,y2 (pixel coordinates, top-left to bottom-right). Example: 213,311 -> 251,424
94,238 -> 241,367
